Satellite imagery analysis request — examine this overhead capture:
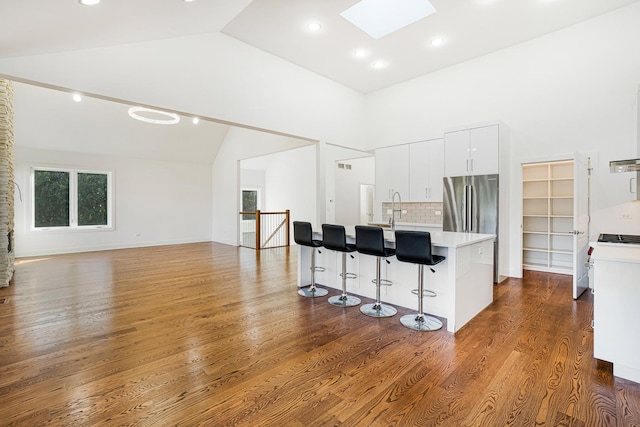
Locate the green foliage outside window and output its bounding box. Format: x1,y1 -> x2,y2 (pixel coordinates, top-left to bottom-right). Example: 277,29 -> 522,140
34,170 -> 70,227
78,173 -> 108,226
33,169 -> 110,229
242,190 -> 258,221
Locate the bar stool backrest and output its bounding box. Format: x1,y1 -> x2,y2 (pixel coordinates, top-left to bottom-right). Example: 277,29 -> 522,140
355,225 -> 386,256
293,221 -> 314,247
321,224 -> 347,251
395,231 -> 435,265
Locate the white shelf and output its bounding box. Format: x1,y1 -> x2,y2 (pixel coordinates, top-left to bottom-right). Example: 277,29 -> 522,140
522,160 -> 574,274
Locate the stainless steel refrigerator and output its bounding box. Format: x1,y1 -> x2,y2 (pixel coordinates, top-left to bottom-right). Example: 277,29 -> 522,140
443,174 -> 499,282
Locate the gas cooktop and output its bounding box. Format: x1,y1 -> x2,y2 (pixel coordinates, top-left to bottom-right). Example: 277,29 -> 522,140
598,234 -> 640,244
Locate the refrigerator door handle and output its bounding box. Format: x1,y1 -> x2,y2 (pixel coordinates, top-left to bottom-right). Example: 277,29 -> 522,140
462,184 -> 468,232
468,184 -> 474,232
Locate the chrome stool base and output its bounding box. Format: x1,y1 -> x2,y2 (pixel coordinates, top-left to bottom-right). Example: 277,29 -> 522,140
298,286 -> 329,298
328,294 -> 361,307
360,302 -> 397,318
400,313 -> 442,331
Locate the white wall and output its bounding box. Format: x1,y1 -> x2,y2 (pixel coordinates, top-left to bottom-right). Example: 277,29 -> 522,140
262,146 -> 316,227
365,3 -> 640,276
240,168 -> 266,210
211,126 -> 314,246
334,157 -> 375,225
14,147 -> 212,257
0,33 -> 366,150
323,144 -> 374,224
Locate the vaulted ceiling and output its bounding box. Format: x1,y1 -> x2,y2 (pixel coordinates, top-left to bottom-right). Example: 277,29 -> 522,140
1,0 -> 637,93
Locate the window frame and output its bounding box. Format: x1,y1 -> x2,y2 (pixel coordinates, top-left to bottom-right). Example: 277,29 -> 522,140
30,166 -> 114,232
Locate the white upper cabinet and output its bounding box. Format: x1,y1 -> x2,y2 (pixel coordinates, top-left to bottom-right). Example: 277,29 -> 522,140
444,124 -> 499,177
409,138 -> 444,202
375,144 -> 409,203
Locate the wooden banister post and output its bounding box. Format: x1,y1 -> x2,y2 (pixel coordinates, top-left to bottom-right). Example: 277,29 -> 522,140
255,210 -> 261,250
285,209 -> 290,247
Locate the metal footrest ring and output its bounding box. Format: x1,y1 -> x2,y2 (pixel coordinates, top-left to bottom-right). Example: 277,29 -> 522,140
411,288 -> 437,297
372,278 -> 393,287
341,272 -> 357,279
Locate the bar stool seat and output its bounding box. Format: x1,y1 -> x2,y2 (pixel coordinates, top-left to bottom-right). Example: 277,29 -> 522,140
355,225 -> 397,318
394,230 -> 445,331
294,221 -> 328,298
322,224 -> 360,307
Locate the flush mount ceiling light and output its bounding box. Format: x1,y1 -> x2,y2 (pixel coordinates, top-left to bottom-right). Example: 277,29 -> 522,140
307,22 -> 322,32
78,0 -> 100,5
340,0 -> 436,39
353,49 -> 369,59
128,107 -> 180,125
372,59 -> 387,69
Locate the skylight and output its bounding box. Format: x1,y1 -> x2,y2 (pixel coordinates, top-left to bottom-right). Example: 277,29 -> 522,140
340,0 -> 437,40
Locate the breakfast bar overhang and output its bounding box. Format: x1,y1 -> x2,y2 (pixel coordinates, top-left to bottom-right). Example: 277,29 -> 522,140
297,228 -> 495,333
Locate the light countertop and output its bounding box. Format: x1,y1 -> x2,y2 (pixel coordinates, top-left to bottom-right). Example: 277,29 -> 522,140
340,226 -> 495,249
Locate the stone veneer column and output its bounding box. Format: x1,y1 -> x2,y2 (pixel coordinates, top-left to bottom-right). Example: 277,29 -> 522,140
0,79 -> 15,287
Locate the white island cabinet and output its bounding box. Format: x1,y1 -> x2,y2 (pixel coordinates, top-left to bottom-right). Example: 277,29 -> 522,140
592,244 -> 640,384
297,229 -> 495,333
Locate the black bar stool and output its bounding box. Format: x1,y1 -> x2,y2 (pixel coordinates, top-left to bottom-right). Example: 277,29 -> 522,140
394,230 -> 445,331
293,221 -> 328,298
322,224 -> 361,307
355,225 -> 397,318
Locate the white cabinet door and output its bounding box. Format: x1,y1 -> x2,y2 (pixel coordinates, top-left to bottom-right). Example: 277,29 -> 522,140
444,130 -> 470,177
409,139 -> 444,202
409,141 -> 429,202
469,125 -> 499,175
428,138 -> 444,202
375,145 -> 409,203
444,125 -> 499,177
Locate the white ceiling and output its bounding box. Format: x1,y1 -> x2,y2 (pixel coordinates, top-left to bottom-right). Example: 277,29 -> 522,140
11,81 -> 232,164
1,0 -> 637,94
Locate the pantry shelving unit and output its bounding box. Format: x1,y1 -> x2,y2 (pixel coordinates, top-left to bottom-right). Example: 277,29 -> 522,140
522,160 -> 574,274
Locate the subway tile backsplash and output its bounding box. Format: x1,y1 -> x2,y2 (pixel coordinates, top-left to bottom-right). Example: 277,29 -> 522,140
381,202 -> 443,225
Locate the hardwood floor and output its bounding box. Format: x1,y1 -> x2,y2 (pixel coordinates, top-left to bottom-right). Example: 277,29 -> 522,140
1,242 -> 639,426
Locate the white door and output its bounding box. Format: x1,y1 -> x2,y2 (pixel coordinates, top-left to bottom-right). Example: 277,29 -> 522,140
572,153 -> 590,299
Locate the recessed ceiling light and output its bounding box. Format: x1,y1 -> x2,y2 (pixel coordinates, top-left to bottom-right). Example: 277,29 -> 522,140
78,0 -> 100,5
372,60 -> 387,69
340,0 -> 437,39
183,0 -> 196,2
354,49 -> 369,59
430,37 -> 445,47
72,94 -> 82,103
192,117 -> 200,125
128,107 -> 180,125
307,22 -> 322,32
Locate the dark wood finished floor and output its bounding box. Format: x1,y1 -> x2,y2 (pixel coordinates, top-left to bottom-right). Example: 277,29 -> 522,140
1,242 -> 639,426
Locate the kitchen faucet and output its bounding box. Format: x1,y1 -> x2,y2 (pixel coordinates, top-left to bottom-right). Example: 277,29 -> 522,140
390,191 -> 402,231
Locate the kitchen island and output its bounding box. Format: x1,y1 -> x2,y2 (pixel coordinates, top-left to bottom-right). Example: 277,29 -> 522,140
297,227 -> 495,333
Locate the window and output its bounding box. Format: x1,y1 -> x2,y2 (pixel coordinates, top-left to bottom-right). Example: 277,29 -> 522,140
32,167 -> 112,230
242,189 -> 259,220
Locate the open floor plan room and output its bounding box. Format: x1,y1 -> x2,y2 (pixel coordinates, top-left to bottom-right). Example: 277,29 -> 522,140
1,242 -> 639,426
